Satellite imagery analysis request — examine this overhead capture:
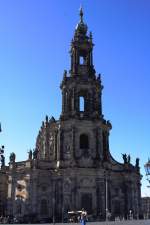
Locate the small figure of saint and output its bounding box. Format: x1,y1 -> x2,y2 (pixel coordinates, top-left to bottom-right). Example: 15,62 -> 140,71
9,152 -> 16,163
1,155 -> 5,167
127,154 -> 131,164
136,158 -> 139,167
33,149 -> 38,159
122,153 -> 127,164
28,149 -> 32,160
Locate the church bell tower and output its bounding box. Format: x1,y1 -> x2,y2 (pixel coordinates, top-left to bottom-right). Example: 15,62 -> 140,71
59,8 -> 112,167
60,8 -> 103,120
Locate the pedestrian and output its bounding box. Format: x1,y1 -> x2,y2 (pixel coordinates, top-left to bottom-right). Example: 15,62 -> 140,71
80,209 -> 88,225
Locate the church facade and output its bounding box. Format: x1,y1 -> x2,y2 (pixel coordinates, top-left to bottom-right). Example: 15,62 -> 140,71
1,9 -> 142,222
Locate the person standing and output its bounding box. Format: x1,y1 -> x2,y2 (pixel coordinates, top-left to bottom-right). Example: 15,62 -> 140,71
80,209 -> 88,225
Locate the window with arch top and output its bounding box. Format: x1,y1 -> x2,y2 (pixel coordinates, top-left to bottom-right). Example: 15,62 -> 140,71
79,56 -> 84,65
79,96 -> 85,111
80,134 -> 89,149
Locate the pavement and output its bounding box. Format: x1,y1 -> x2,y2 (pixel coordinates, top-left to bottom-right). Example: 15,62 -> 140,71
48,221 -> 150,225
88,220 -> 150,225
1,221 -> 149,225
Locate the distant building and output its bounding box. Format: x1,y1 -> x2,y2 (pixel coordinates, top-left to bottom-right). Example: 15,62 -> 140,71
141,197 -> 150,219
0,169 -> 7,216
0,9 -> 142,222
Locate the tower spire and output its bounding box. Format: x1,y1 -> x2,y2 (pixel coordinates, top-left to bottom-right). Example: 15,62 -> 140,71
79,6 -> 84,23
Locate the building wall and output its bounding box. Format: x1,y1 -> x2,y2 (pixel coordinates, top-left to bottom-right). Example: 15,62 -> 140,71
6,159 -> 141,222
142,197 -> 150,219
0,169 -> 8,216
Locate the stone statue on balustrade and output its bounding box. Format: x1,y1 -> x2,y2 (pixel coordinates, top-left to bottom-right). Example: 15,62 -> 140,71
9,152 -> 16,163
28,149 -> 32,160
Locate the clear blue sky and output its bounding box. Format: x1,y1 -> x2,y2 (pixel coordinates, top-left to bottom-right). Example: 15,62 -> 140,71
0,0 -> 150,196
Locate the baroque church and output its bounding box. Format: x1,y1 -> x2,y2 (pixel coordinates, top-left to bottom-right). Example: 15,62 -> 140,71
0,9 -> 142,222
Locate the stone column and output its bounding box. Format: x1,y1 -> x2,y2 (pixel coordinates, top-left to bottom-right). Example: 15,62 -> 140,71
31,175 -> 38,215
71,126 -> 76,163
62,89 -> 65,114
96,179 -> 101,216
7,175 -> 13,216
65,91 -> 68,113
11,176 -> 17,216
95,128 -> 99,159
63,177 -> 73,220
72,88 -> 75,112
52,179 -> 56,223
100,178 -> 106,219
99,88 -> 102,116
103,131 -> 108,161
57,128 -> 63,161
55,179 -> 63,220
54,130 -> 58,161
137,181 -> 142,218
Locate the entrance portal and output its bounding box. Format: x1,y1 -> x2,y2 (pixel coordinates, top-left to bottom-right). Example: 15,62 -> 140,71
81,193 -> 92,214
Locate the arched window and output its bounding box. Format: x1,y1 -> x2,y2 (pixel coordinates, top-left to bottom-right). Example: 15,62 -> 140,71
79,56 -> 84,65
80,134 -> 89,149
40,199 -> 48,215
79,96 -> 85,111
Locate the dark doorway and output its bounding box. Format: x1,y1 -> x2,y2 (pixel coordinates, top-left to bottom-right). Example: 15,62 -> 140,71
80,134 -> 89,149
114,200 -> 121,216
81,193 -> 92,214
40,199 -> 48,216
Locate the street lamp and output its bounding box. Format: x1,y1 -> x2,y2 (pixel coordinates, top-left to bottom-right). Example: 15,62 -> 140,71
144,159 -> 150,219
104,170 -> 110,221
52,197 -> 55,225
144,159 -> 150,186
105,175 -> 108,221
